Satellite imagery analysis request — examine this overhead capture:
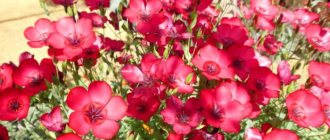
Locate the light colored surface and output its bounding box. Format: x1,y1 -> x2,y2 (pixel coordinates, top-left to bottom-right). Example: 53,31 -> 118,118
0,0 -> 66,64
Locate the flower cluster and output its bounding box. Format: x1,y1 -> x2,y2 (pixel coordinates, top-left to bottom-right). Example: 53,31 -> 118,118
0,0 -> 330,139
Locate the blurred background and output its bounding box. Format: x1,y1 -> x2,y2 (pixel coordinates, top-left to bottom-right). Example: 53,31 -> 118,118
0,0 -> 67,64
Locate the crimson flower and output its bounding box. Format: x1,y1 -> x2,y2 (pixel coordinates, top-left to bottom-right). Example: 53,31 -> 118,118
123,0 -> 162,24
0,64 -> 14,91
40,106 -> 65,132
127,87 -> 160,122
226,45 -> 259,81
13,58 -> 56,96
160,56 -> 196,93
259,34 -> 283,55
200,81 -> 252,133
286,89 -> 325,128
308,61 -> 330,90
213,24 -> 248,47
48,17 -> 96,59
19,51 -> 34,63
84,0 -> 110,10
167,131 -> 183,140
57,133 -> 82,140
0,125 -> 9,140
0,88 -> 30,121
79,12 -> 107,27
161,96 -> 202,134
246,67 -> 281,99
277,61 -> 300,85
305,24 -> 330,52
102,37 -> 125,52
66,81 -> 127,139
190,130 -> 224,140
24,18 -> 55,48
192,44 -> 234,80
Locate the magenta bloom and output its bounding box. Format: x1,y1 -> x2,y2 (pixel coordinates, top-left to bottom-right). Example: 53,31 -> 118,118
48,17 -> 96,59
259,34 -> 283,55
192,44 -> 234,80
213,24 -> 248,47
24,18 -> 55,48
13,58 -> 56,96
286,89 -> 325,128
305,24 -> 330,52
161,96 -> 202,134
200,81 -> 252,133
308,61 -> 330,90
0,88 -> 30,121
40,106 -> 65,132
246,67 -> 281,99
160,56 -> 196,93
277,61 -> 300,85
84,0 -> 110,10
66,81 -> 127,139
123,0 -> 162,24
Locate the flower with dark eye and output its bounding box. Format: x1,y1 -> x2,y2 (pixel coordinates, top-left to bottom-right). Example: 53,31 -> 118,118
0,88 -> 30,121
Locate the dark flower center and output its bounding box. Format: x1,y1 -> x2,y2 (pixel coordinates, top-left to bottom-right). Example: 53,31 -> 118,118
84,104 -> 104,124
140,13 -> 150,22
39,33 -> 49,41
167,74 -> 176,83
136,104 -> 147,113
203,61 -> 221,76
233,59 -> 243,69
292,105 -> 305,119
66,35 -> 84,48
210,105 -> 223,120
222,37 -> 234,47
255,80 -> 266,90
8,99 -> 23,112
176,111 -> 189,124
29,75 -> 43,86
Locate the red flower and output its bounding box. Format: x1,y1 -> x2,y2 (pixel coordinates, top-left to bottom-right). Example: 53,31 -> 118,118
40,106 -> 65,132
66,81 -> 127,139
305,24 -> 330,52
213,24 -> 248,47
121,53 -> 160,85
160,56 -> 196,93
79,12 -> 107,27
308,61 -> 330,90
264,129 -> 299,140
127,87 -> 160,122
277,61 -> 300,85
0,125 -> 9,140
167,131 -> 183,140
102,37 -> 125,52
48,17 -> 96,59
286,89 -> 325,128
161,96 -> 202,134
192,44 -> 234,80
13,58 -> 56,96
19,51 -> 34,63
52,0 -> 75,6
57,133 -> 82,140
24,18 -> 55,48
123,0 -> 162,24
0,64 -> 14,91
84,0 -> 110,10
246,67 -> 281,99
190,130 -> 224,140
200,81 -> 252,133
245,127 -> 299,140
0,88 -> 30,121
227,45 -> 259,81
259,34 -> 283,55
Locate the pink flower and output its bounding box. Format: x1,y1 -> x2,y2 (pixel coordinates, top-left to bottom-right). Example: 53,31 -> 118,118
161,96 -> 202,134
277,61 -> 300,85
308,61 -> 330,90
13,58 -> 56,96
259,34 -> 283,55
57,133 -> 81,140
123,0 -> 162,24
160,56 -> 196,93
200,81 -> 252,133
40,106 -> 65,132
48,17 -> 96,59
66,81 -> 127,139
286,89 -> 325,128
305,24 -> 330,52
246,67 -> 281,100
282,8 -> 319,31
24,18 -> 55,48
250,0 -> 279,20
245,127 -> 299,140
192,44 -> 234,80
79,12 -> 107,27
